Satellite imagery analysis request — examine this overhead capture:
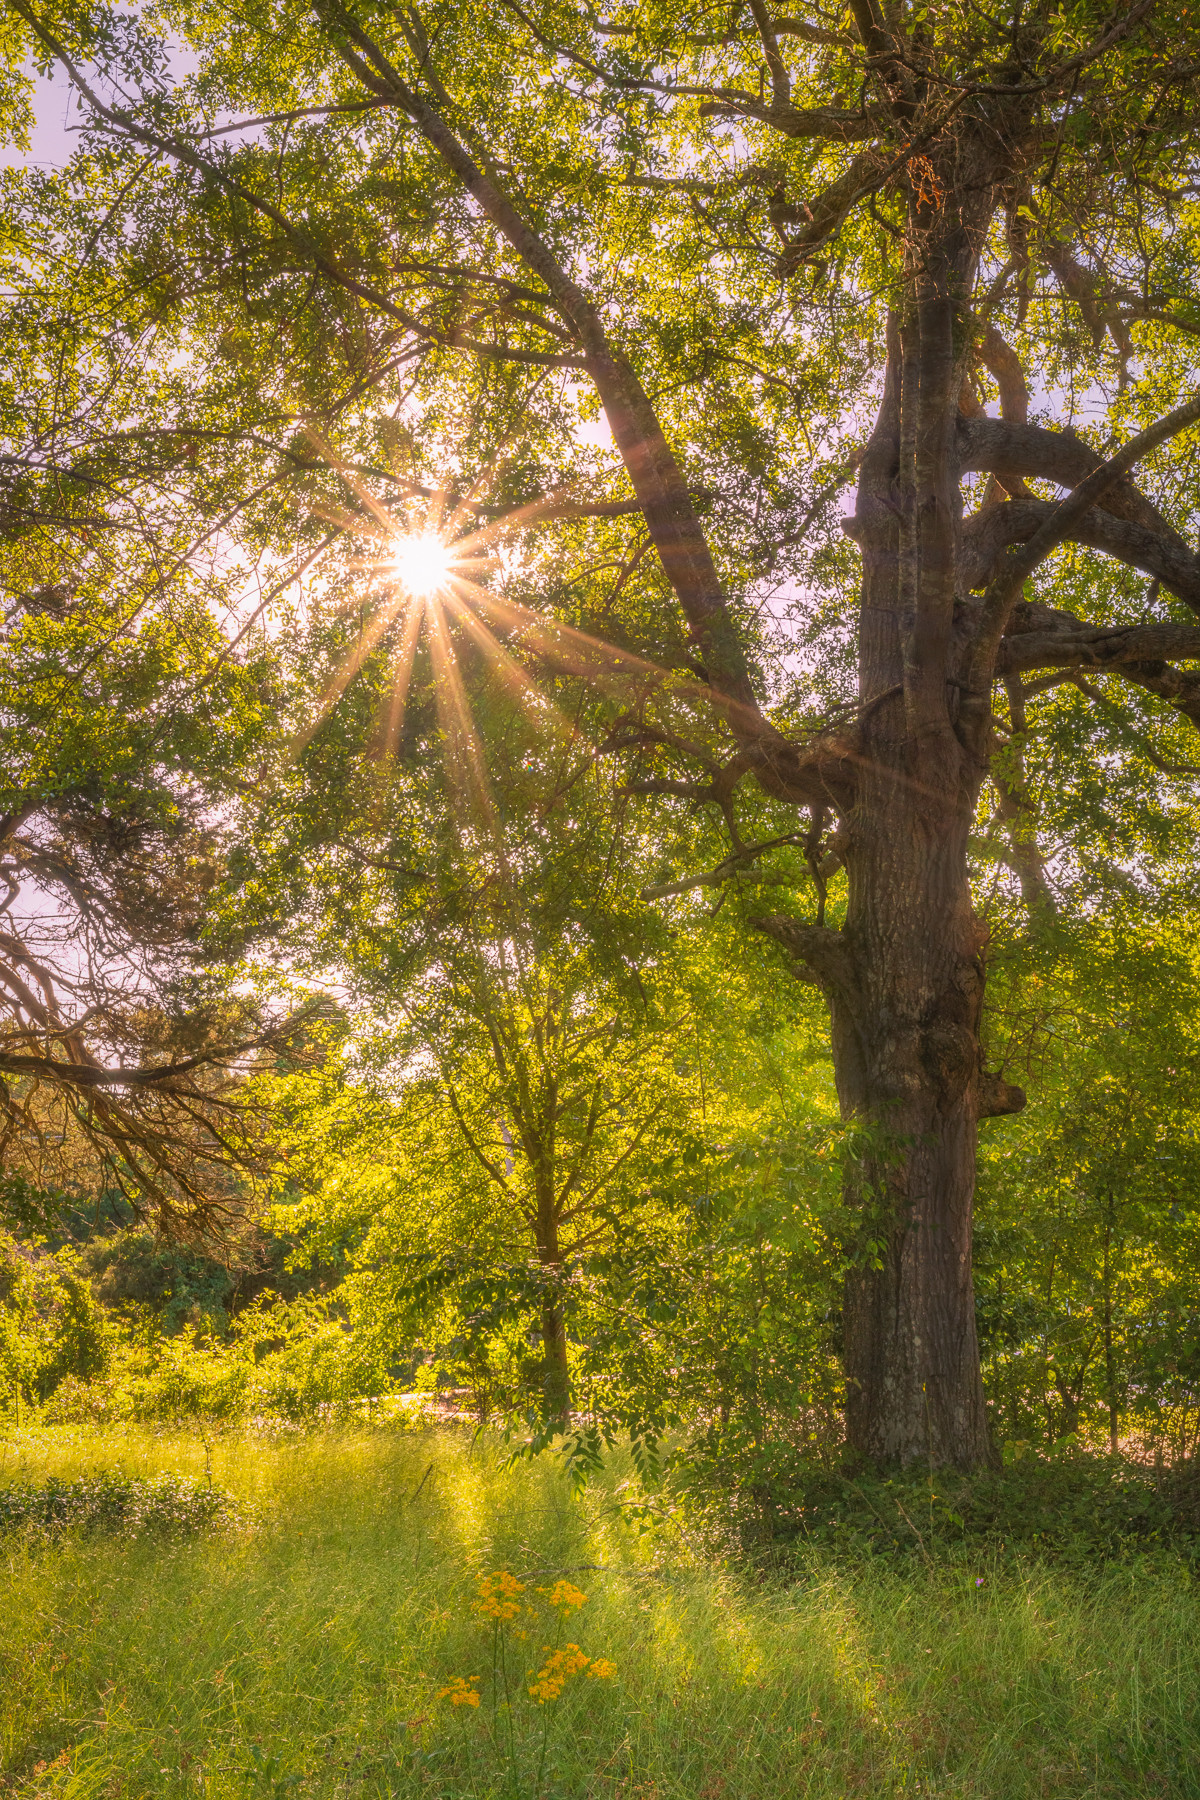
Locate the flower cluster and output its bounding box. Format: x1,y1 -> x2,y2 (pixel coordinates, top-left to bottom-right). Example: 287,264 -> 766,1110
473,1569 -> 525,1623
437,1675 -> 481,1708
537,1580 -> 588,1616
528,1643 -> 615,1703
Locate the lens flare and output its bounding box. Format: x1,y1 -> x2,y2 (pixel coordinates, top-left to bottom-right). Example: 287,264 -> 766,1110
390,532 -> 452,597
288,431 -> 731,833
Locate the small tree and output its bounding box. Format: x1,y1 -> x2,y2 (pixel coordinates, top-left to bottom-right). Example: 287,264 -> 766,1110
242,702 -> 696,1423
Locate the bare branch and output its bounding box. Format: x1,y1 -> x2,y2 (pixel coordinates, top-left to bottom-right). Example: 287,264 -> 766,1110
639,832 -> 805,901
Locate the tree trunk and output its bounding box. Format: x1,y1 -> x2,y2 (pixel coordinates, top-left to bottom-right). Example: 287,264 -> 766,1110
786,183 -> 1029,1467
761,282 -> 1028,1465
534,1183 -> 571,1426
1104,1196 -> 1119,1453
539,1292 -> 571,1426
836,768 -> 994,1467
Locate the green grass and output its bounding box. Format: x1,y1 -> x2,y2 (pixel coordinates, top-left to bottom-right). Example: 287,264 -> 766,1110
1,1426 -> 1198,1799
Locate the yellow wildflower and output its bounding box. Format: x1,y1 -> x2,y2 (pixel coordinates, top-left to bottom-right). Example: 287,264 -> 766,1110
537,1580 -> 588,1615
587,1659 -> 617,1680
528,1643 -> 592,1703
437,1676 -> 481,1708
472,1570 -> 526,1623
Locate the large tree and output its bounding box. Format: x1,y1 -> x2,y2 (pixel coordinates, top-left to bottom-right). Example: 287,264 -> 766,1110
8,0 -> 1200,1463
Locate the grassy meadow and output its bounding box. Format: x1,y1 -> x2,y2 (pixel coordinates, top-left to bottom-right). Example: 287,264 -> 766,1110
1,1426 -> 1198,1800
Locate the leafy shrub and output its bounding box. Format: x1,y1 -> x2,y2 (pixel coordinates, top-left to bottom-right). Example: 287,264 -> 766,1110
755,1450 -> 1200,1565
37,1294 -> 379,1428
0,1472 -> 238,1537
0,1231 -> 115,1405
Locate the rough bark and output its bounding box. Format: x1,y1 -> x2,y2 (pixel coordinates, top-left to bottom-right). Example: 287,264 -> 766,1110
812,158 -> 1000,1464
761,193 -> 1005,1462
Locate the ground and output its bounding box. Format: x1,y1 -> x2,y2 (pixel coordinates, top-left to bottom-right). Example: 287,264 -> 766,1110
1,1426 -> 1197,1798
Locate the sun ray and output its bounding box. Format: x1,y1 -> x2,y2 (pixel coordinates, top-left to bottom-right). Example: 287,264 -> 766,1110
304,428 -> 411,543
424,596 -> 495,825
288,443 -> 758,829
441,590 -> 587,749
378,592 -> 426,758
438,452 -> 505,544
447,482 -> 587,559
312,501 -> 393,544
289,591 -> 405,757
452,576 -> 688,706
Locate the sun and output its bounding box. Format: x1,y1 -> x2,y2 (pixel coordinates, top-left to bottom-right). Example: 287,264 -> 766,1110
295,443 -> 713,821
389,531 -> 452,597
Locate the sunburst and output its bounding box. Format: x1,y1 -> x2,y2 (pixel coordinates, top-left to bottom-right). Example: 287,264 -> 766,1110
387,531 -> 455,599
290,435 -> 716,823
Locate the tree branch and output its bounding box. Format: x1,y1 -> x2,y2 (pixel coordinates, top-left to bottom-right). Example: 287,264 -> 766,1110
961,497 -> 1200,612
748,0 -> 791,110
316,1 -> 765,716
639,833 -> 805,901
965,387 -> 1200,709
750,915 -> 861,1002
957,414 -> 1189,543
6,2 -> 583,371
996,620 -> 1200,677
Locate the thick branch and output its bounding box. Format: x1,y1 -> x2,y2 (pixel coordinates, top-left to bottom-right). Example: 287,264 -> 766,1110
772,97 -> 968,269
318,3 -> 763,714
0,1023 -> 297,1091
696,99 -> 879,139
1102,660 -> 1200,730
964,388 -> 1200,707
996,620 -> 1200,676
639,832 -> 804,901
956,415 -> 1190,544
748,0 -> 791,109
750,915 -> 860,1002
962,497 -> 1200,612
976,327 -> 1030,426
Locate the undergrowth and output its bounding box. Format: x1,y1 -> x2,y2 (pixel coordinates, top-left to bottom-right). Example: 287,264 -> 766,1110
0,1473 -> 238,1540
747,1453 -> 1200,1569
1,1426 -> 1197,1799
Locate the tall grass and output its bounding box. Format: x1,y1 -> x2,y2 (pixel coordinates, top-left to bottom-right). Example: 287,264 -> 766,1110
1,1425 -> 1197,1798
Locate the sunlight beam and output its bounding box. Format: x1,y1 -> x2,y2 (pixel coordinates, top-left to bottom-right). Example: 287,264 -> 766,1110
441,591 -> 586,748
378,592 -> 426,758
424,597 -> 496,825
289,592 -> 405,757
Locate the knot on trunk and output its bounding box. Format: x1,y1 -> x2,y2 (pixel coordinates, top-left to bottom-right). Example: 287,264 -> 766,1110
979,1072 -> 1027,1117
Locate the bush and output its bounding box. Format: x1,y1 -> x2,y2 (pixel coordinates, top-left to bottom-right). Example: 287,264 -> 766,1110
749,1449 -> 1200,1566
0,1472 -> 238,1538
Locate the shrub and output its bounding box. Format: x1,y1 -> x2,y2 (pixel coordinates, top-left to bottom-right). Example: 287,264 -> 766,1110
0,1472 -> 238,1538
